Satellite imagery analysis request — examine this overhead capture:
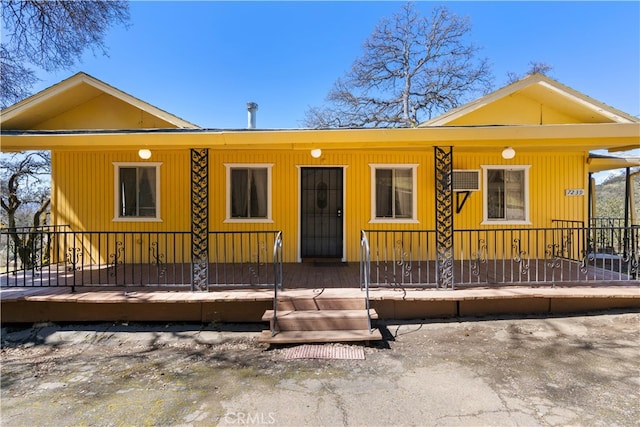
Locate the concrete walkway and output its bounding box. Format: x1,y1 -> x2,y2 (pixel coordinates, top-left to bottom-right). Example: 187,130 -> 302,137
2,311 -> 639,426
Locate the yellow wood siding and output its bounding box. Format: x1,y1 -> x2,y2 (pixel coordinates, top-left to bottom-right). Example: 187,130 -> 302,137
53,150 -> 191,231
446,96 -> 587,125
51,146 -> 589,263
52,150 -> 191,264
453,150 -> 587,229
38,94 -> 177,130
209,148 -> 437,261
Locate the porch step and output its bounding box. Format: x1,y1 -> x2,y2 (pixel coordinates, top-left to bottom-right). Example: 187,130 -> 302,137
258,329 -> 382,344
262,309 -> 378,331
276,296 -> 365,311
259,291 -> 383,345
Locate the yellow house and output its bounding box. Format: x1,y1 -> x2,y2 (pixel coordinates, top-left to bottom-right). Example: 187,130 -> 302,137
1,72 -> 639,289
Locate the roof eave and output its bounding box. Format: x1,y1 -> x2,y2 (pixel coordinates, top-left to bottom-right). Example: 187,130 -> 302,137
1,123 -> 638,153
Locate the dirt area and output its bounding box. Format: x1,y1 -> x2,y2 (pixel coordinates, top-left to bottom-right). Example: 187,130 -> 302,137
1,311 -> 639,426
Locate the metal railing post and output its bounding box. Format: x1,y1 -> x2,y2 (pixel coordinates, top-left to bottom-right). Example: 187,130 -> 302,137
271,231 -> 283,336
360,230 -> 372,332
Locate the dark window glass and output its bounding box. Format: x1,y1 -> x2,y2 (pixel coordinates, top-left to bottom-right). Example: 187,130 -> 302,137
119,166 -> 156,218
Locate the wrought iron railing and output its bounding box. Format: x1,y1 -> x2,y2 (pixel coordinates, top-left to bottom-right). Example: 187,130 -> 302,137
586,218 -> 639,257
359,230 -> 373,332
364,229 -> 437,287
208,231 -> 283,289
0,229 -> 284,290
1,225 -> 70,274
270,231 -> 283,336
361,226 -> 639,288
590,217 -> 638,228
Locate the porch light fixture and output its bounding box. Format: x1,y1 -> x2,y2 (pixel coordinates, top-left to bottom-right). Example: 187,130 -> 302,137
310,148 -> 322,158
501,146 -> 516,160
138,149 -> 152,160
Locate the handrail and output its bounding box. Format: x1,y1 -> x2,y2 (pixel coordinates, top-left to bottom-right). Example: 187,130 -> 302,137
271,231 -> 283,336
0,225 -> 71,232
360,230 -> 373,333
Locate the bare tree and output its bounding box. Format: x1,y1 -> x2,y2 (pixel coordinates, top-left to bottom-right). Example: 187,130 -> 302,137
304,3 -> 493,128
1,152 -> 52,268
1,1 -> 129,267
506,61 -> 554,84
1,0 -> 129,108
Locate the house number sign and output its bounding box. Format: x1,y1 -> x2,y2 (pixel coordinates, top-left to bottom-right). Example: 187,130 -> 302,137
565,189 -> 585,196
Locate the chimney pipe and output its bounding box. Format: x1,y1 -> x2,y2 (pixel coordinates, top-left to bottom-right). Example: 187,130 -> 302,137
247,102 -> 258,129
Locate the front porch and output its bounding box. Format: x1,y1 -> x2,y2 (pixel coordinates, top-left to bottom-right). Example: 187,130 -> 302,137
2,223 -> 638,290
2,224 -> 639,326
2,285 -> 640,324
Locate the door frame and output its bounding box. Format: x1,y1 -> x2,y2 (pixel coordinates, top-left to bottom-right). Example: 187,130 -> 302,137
296,165 -> 348,262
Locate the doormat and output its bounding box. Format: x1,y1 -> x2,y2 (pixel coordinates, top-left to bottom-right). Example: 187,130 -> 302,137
284,344 -> 365,360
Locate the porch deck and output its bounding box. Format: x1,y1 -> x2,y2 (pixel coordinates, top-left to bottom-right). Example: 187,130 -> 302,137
2,284 -> 639,325
2,261 -> 639,324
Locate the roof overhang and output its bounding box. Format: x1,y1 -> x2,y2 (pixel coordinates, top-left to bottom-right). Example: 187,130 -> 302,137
588,155 -> 640,173
2,123 -> 638,153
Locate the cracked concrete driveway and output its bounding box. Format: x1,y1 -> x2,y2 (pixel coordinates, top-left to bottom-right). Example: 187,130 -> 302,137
1,310 -> 639,426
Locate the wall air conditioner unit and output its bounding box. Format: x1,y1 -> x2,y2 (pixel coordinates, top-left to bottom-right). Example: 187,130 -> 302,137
453,170 -> 481,192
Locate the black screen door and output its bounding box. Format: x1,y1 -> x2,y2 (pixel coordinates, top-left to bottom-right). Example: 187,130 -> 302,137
300,167 -> 343,258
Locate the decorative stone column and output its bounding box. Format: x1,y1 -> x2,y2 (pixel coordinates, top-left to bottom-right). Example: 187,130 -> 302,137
434,146 -> 454,289
190,148 -> 209,291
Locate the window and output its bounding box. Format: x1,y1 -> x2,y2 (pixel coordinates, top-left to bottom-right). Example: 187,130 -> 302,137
370,164 -> 418,222
113,163 -> 161,221
482,165 -> 530,224
225,164 -> 273,222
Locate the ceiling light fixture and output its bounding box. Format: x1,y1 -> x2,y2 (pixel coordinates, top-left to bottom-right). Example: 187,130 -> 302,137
138,149 -> 152,160
501,147 -> 515,160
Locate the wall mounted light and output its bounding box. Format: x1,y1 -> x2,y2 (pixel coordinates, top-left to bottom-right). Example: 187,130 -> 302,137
310,148 -> 322,158
501,146 -> 516,160
138,149 -> 152,160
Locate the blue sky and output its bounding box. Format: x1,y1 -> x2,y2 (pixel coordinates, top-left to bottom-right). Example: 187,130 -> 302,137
30,1 -> 639,131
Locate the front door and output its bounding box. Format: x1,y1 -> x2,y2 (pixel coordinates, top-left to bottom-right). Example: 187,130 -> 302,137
300,167 -> 344,259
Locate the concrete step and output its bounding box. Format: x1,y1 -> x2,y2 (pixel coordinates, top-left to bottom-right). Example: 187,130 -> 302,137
262,309 -> 378,331
258,328 -> 383,344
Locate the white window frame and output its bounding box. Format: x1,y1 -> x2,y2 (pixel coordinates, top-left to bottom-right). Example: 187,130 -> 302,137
369,164 -> 419,224
481,164 -> 531,225
113,162 -> 162,222
224,163 -> 274,223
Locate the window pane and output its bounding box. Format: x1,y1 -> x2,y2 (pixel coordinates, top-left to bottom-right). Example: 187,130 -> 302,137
487,169 -> 505,219
119,166 -> 157,218
119,168 -> 138,217
231,168 -> 268,219
505,170 -> 525,220
249,168 -> 268,218
394,169 -> 412,218
376,169 -> 393,218
486,168 -> 526,221
137,167 -> 156,217
231,169 -> 248,217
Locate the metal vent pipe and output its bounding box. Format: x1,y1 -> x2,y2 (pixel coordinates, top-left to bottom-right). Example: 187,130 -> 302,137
247,102 -> 258,129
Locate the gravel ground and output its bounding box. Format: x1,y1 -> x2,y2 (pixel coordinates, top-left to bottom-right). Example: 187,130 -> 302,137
1,310 -> 639,426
